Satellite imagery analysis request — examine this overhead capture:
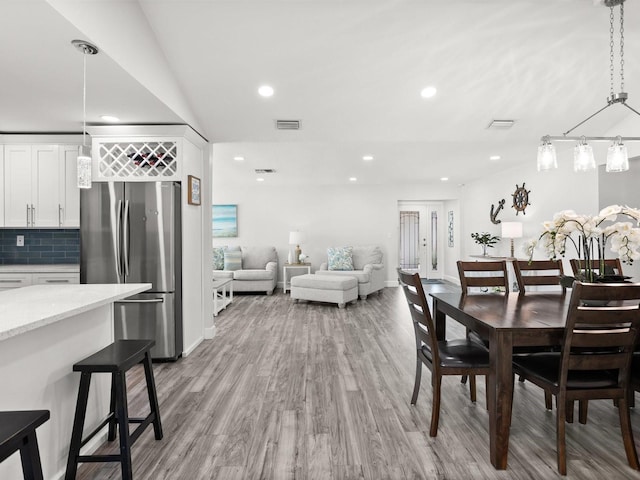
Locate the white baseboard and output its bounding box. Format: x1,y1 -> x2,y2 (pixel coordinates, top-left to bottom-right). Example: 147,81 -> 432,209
204,324 -> 217,340
183,336 -> 204,357
444,274 -> 460,285
385,280 -> 400,287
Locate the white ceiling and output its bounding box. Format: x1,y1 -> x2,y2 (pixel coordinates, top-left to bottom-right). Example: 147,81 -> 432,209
2,0 -> 639,186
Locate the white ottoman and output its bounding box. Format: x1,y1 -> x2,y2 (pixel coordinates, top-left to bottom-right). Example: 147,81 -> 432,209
290,274 -> 358,308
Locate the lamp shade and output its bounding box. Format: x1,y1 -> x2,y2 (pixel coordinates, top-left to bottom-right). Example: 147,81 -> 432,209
501,222 -> 523,239
289,231 -> 304,245
606,138 -> 629,172
537,141 -> 557,171
573,142 -> 595,172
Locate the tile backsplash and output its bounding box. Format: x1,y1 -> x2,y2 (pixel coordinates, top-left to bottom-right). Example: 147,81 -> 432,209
0,229 -> 79,265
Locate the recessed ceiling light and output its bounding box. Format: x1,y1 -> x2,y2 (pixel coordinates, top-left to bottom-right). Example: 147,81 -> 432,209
487,119 -> 515,129
100,115 -> 119,122
440,177 -> 449,182
420,86 -> 437,98
490,155 -> 501,161
362,155 -> 374,161
233,156 -> 245,161
256,177 -> 265,182
349,177 -> 357,182
258,85 -> 274,97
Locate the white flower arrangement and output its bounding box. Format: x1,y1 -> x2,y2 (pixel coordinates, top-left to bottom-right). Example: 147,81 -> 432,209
527,205 -> 640,281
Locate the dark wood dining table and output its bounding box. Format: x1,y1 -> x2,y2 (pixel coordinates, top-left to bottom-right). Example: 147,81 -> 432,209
430,291 -> 571,470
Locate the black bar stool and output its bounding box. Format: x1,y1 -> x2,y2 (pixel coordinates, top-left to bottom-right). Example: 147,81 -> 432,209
64,340 -> 163,480
0,410 -> 50,480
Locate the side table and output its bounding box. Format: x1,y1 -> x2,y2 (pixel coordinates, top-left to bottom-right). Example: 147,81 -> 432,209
213,277 -> 233,316
283,263 -> 311,293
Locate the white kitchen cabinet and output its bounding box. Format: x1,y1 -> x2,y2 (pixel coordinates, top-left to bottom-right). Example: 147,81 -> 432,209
0,273 -> 31,291
0,271 -> 79,291
4,144 -> 80,227
61,145 -> 80,227
32,272 -> 79,285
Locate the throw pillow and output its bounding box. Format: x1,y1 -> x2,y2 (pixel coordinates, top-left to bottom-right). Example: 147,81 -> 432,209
224,250 -> 242,271
213,246 -> 226,270
328,246 -> 354,271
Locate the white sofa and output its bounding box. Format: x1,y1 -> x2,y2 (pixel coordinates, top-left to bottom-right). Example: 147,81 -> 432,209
317,245 -> 385,299
213,246 -> 278,294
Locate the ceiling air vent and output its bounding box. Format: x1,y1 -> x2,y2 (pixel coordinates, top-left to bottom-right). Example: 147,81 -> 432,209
487,119 -> 515,129
255,169 -> 276,174
276,120 -> 301,130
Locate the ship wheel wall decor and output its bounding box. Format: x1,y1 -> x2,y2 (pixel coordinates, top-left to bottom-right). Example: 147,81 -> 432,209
512,183 -> 531,215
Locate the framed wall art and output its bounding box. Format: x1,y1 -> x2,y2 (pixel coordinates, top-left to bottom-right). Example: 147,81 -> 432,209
187,175 -> 201,205
447,210 -> 454,247
212,204 -> 238,238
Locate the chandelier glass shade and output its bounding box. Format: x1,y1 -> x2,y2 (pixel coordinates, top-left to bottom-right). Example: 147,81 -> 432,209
606,136 -> 629,172
537,136 -> 557,171
573,137 -> 596,172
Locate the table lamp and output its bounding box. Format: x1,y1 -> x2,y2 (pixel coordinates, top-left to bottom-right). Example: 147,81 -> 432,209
501,222 -> 523,258
289,231 -> 304,264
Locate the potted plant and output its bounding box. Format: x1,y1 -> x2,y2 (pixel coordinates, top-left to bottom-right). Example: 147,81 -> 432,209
471,232 -> 500,256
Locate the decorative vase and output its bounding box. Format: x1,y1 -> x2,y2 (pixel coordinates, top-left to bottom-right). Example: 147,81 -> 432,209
481,244 -> 488,256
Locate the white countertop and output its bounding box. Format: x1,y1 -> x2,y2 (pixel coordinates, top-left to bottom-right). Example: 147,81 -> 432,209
0,264 -> 79,273
0,283 -> 150,341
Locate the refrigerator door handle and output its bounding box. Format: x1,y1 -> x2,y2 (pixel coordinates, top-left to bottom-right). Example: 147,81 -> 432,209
115,199 -> 123,277
116,298 -> 164,304
123,199 -> 130,277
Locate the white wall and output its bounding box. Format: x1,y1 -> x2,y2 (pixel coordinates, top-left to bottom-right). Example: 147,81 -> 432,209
211,154 -> 462,285
460,154 -> 600,274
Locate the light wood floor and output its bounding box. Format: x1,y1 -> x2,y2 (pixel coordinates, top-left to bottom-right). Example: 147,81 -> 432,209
77,283 -> 640,479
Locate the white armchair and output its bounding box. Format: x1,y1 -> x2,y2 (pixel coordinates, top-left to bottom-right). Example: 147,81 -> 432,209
317,245 -> 384,299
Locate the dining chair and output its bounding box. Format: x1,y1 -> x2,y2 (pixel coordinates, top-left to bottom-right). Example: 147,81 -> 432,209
397,269 -> 490,437
513,281 -> 640,475
514,259 -> 565,294
569,258 -> 623,277
457,260 -> 509,294
456,260 -> 509,386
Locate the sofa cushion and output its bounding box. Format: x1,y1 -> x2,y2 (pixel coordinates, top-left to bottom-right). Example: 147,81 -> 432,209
233,269 -> 274,281
328,246 -> 354,271
351,246 -> 383,270
242,246 -> 277,269
213,246 -> 226,270
224,250 -> 242,271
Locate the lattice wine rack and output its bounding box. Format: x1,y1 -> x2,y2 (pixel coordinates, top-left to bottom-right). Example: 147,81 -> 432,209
96,141 -> 179,180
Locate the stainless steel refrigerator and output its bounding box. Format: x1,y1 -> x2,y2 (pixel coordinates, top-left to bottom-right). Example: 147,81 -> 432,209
80,182 -> 182,361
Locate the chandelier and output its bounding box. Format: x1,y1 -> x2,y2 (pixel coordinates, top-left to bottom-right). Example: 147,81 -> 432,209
537,0 -> 640,173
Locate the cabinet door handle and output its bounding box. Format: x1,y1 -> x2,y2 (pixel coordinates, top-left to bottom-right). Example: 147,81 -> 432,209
26,204 -> 30,227
58,204 -> 63,227
44,279 -> 70,283
0,279 -> 21,283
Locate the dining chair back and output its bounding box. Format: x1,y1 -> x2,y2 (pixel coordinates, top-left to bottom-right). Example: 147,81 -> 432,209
457,260 -> 509,293
513,281 -> 640,475
514,259 -> 565,293
397,268 -> 490,437
569,258 -> 623,277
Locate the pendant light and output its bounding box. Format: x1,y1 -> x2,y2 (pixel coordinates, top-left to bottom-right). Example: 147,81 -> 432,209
537,136 -> 557,171
537,0 -> 639,173
573,136 -> 596,172
606,135 -> 629,172
71,39 -> 99,189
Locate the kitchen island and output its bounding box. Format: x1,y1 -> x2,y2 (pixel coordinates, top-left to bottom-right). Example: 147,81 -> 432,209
0,283 -> 151,480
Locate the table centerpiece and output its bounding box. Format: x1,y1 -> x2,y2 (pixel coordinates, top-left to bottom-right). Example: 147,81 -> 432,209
525,205 -> 640,283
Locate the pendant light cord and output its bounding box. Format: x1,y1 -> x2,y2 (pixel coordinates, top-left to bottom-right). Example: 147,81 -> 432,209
82,48 -> 87,148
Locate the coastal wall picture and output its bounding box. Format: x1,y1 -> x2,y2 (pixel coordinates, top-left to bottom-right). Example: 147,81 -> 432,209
212,204 -> 238,238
